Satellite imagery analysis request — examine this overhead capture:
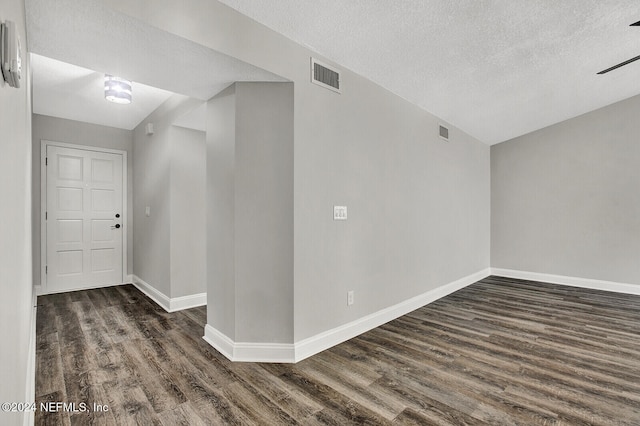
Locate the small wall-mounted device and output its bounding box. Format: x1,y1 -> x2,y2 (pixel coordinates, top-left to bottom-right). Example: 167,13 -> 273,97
145,123 -> 154,135
439,124 -> 449,141
1,20 -> 22,88
333,205 -> 347,220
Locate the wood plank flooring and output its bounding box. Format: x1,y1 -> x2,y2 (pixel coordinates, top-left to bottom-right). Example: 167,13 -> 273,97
35,276 -> 640,425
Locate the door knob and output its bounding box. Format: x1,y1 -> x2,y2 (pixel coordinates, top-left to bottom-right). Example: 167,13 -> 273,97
111,224 -> 121,229
115,213 -> 120,218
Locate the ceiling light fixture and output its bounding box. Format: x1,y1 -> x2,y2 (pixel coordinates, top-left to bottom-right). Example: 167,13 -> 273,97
104,74 -> 132,104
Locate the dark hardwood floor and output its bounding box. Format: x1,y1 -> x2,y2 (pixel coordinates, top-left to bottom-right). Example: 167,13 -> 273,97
35,276 -> 640,425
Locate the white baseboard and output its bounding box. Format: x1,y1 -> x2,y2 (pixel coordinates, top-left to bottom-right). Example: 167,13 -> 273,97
24,291 -> 37,426
131,274 -> 207,312
203,325 -> 235,360
490,268 -> 640,295
126,274 -> 133,283
202,268 -> 491,363
170,292 -> 208,312
132,275 -> 171,311
293,267 -> 491,362
203,325 -> 295,363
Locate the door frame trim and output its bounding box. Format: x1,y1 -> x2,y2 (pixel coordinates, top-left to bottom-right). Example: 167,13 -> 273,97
40,140 -> 128,294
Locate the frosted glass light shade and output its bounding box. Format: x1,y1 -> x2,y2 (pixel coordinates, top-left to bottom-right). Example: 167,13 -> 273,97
104,75 -> 132,104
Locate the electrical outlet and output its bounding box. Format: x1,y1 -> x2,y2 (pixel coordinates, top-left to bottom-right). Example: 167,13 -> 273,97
347,290 -> 354,306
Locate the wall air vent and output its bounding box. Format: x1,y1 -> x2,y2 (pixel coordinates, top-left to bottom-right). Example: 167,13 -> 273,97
311,57 -> 341,93
439,124 -> 449,141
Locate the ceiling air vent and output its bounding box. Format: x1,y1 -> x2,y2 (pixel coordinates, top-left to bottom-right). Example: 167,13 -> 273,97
311,57 -> 341,93
439,124 -> 449,141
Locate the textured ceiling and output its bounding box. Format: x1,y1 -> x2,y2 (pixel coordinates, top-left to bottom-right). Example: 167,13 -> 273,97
218,0 -> 640,144
25,0 -> 287,130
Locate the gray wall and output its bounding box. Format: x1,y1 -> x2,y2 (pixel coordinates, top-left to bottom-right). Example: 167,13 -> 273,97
132,102 -> 172,296
132,95 -> 206,298
293,67 -> 489,340
206,83 -> 294,343
31,114 -> 134,284
110,0 -> 491,343
235,83 -> 294,343
492,94 -> 640,285
206,85 -> 237,339
170,126 -> 206,298
0,3 -> 34,425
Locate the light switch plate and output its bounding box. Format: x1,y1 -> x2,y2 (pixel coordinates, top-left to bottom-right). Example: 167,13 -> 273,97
145,206 -> 151,217
333,205 -> 347,220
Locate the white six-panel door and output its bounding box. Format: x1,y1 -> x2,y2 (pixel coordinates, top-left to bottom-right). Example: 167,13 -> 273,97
45,144 -> 124,293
